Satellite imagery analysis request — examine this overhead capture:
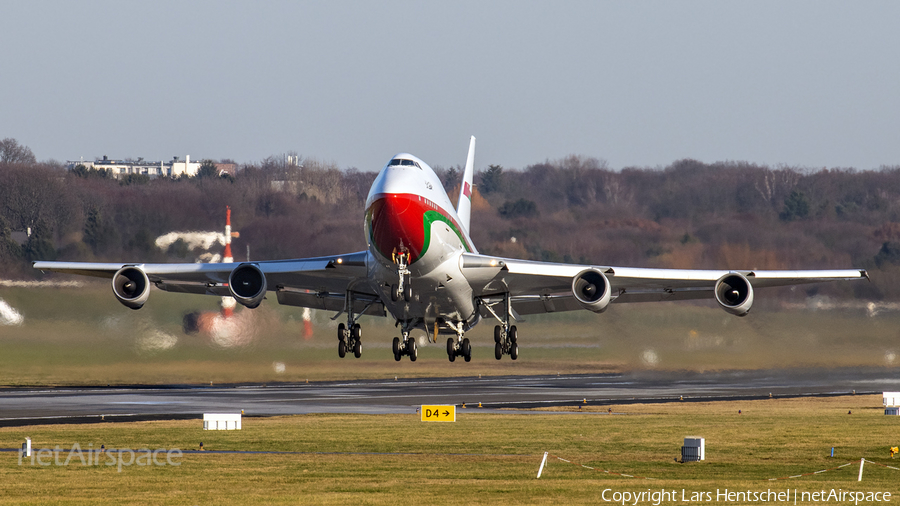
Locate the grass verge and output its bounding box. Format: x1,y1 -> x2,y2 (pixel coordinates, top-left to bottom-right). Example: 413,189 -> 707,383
0,395 -> 897,505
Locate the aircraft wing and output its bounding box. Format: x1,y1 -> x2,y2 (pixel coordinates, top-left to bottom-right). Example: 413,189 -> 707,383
33,251 -> 385,316
460,253 -> 868,316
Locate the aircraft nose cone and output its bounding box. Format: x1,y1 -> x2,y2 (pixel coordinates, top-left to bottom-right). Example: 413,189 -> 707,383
367,194 -> 426,264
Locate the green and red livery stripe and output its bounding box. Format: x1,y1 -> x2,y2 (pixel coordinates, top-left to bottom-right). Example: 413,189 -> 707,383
366,193 -> 472,265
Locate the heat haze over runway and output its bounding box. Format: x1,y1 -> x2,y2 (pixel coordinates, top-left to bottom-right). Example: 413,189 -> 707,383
1,368 -> 896,426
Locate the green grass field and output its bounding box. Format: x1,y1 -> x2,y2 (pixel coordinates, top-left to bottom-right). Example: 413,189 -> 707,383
1,285 -> 898,503
1,395 -> 897,505
0,284 -> 898,385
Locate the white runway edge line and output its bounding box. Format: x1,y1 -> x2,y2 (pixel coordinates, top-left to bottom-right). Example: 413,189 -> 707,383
768,458 -> 900,481
544,454 -> 900,482
539,453 -> 658,480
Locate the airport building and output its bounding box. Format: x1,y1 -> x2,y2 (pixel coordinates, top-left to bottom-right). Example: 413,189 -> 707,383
65,155 -> 202,179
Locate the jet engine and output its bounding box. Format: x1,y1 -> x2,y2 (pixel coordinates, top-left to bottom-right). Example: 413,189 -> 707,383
112,266 -> 150,310
572,268 -> 612,313
714,272 -> 754,316
228,263 -> 267,309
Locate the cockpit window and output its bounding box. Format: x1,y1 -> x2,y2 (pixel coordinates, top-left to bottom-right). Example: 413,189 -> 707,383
389,158 -> 421,169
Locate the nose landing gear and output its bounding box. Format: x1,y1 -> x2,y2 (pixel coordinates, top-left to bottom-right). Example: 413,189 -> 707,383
390,250 -> 412,302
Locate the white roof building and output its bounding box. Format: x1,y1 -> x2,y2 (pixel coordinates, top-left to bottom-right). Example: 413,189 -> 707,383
66,155 -> 201,179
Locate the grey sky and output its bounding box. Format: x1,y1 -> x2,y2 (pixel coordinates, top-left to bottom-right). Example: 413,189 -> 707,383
2,1 -> 898,171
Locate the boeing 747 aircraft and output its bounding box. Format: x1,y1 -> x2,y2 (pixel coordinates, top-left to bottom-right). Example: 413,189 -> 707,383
34,137 -> 868,362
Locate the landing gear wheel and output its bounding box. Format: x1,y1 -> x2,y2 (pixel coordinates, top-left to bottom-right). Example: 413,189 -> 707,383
510,343 -> 518,360
408,338 -> 417,362
403,283 -> 412,302
509,325 -> 518,343
392,337 -> 401,361
353,339 -> 362,358
350,324 -> 361,341
338,340 -> 347,358
338,323 -> 346,341
494,325 -> 501,343
495,342 -> 503,360
462,338 -> 471,362
390,284 -> 399,302
447,338 -> 456,362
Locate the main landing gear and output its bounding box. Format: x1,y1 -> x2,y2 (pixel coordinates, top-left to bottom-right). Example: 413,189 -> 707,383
392,321 -> 418,362
334,289 -> 377,359
445,322 -> 472,362
337,322 -> 362,358
482,293 -> 518,360
493,324 -> 518,360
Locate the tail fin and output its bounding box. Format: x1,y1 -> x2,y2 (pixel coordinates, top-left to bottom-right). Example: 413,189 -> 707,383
456,136 -> 476,234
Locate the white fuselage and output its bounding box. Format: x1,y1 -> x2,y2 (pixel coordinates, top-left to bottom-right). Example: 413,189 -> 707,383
364,154 -> 479,332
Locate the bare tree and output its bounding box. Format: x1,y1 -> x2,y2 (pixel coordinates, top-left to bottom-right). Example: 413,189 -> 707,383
0,138 -> 36,164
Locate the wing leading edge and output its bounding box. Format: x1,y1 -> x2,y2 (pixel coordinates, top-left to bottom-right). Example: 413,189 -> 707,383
33,250 -> 384,316
459,252 -> 868,316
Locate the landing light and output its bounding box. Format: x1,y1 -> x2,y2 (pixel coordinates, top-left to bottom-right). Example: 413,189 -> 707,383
336,258 -> 343,264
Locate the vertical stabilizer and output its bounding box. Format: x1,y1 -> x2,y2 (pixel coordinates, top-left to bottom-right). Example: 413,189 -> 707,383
457,136 -> 476,234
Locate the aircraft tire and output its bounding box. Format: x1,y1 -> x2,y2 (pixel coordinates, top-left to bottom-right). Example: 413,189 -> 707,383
353,340 -> 362,358
510,343 -> 518,360
447,338 -> 456,362
509,325 -> 517,343
494,326 -> 501,343
338,323 -> 345,341
392,337 -> 401,361
462,338 -> 471,362
408,339 -> 417,362
391,284 -> 398,302
403,284 -> 412,302
495,342 -> 502,360
351,324 -> 361,341
338,340 -> 347,358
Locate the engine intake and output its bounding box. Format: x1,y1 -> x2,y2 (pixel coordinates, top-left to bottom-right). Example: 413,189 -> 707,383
714,272 -> 754,317
229,263 -> 267,308
572,268 -> 612,313
112,266 -> 150,310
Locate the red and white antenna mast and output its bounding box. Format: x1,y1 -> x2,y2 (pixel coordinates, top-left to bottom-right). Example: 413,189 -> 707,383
223,206 -> 234,263
221,206 -> 239,317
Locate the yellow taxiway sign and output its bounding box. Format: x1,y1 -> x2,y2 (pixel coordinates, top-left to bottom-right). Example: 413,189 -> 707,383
420,405 -> 456,422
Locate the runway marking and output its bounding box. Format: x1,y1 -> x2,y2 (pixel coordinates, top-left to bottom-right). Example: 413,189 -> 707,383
768,459 -> 869,481
109,401 -> 186,405
549,453 -> 658,480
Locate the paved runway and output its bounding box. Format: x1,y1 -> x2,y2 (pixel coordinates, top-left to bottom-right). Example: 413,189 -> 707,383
1,367 -> 896,426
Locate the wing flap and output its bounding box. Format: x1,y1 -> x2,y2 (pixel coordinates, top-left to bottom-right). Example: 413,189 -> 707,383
276,288 -> 385,316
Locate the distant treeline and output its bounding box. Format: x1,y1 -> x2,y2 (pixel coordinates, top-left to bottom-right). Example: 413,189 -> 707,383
1,138 -> 898,300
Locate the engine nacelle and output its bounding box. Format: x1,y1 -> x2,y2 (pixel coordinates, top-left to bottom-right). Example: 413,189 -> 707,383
228,263 -> 267,309
714,272 -> 754,317
572,268 -> 612,313
112,266 -> 150,310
